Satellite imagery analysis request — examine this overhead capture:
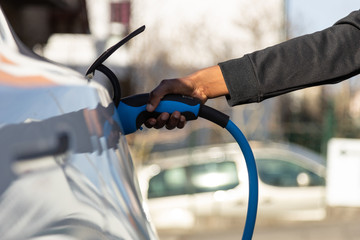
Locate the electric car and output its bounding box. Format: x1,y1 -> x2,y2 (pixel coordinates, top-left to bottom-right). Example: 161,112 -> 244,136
0,6 -> 157,240
138,141 -> 326,230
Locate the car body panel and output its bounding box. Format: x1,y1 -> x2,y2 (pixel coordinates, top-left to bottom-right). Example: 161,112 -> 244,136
0,6 -> 157,240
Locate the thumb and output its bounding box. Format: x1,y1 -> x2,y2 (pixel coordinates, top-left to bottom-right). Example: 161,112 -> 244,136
146,78 -> 188,112
146,97 -> 159,112
146,87 -> 166,112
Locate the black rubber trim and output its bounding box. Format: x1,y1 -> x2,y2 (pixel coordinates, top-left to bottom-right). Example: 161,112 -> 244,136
96,64 -> 121,106
121,93 -> 202,107
121,93 -> 149,107
86,25 -> 145,77
136,111 -> 197,129
198,105 -> 229,128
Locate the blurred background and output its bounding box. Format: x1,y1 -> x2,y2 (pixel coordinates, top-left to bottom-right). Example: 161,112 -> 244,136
1,0 -> 360,239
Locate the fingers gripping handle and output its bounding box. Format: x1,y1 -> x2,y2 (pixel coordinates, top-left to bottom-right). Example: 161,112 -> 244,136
117,93 -> 202,135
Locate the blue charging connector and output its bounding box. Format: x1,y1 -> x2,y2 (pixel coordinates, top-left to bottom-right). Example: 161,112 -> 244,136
118,94 -> 201,135
118,93 -> 258,240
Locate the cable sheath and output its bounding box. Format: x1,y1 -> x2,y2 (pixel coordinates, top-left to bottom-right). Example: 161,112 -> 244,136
225,120 -> 258,240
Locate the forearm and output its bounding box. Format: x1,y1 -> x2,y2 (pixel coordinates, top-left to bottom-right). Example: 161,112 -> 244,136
220,10 -> 360,106
185,65 -> 229,100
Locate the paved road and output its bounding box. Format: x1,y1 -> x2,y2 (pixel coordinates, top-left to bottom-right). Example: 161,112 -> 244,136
157,208 -> 360,240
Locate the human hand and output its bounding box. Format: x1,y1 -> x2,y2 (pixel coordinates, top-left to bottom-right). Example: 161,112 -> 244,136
145,65 -> 228,129
144,77 -> 199,130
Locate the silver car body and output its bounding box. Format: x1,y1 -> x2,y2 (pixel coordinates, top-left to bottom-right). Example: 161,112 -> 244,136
0,7 -> 157,240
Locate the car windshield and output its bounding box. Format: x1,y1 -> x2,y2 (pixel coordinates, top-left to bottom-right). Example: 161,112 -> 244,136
257,158 -> 325,187
147,161 -> 240,198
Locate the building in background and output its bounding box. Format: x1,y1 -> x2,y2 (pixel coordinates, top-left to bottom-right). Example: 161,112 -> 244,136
42,0 -> 131,75
0,0 -> 132,95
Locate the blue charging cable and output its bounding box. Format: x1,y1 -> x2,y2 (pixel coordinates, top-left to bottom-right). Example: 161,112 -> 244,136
226,120 -> 258,239
118,93 -> 258,240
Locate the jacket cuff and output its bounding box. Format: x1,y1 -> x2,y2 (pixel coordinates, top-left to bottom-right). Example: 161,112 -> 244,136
218,56 -> 260,106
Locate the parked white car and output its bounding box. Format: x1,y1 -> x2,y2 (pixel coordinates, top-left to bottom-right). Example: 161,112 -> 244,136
138,141 -> 326,230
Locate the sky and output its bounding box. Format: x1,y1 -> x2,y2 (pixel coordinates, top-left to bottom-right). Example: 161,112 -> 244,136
288,0 -> 359,36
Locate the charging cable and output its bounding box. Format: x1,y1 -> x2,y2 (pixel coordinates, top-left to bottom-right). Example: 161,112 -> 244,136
118,93 -> 258,239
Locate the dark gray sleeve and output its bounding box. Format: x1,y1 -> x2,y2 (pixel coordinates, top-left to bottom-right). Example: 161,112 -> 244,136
219,10 -> 360,106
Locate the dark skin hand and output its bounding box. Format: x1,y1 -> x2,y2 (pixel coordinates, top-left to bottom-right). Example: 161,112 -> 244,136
145,65 -> 229,129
